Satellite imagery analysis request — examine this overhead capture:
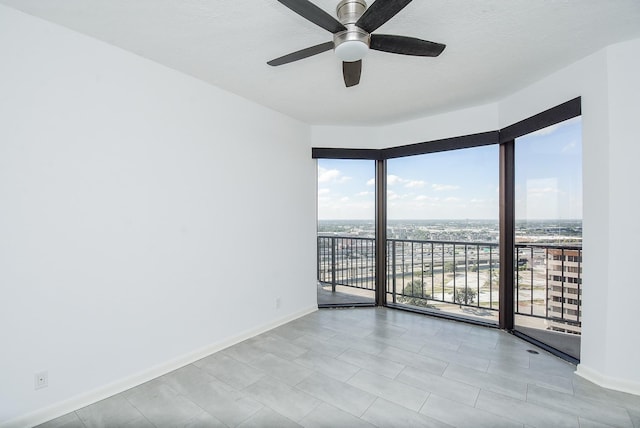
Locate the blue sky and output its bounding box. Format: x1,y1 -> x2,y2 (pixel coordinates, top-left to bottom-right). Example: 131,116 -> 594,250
318,117 -> 582,220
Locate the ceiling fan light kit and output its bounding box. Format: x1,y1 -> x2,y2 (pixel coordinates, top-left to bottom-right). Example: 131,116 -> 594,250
334,0 -> 370,61
269,0 -> 446,87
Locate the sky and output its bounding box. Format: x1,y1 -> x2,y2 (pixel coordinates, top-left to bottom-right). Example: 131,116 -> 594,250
317,116 -> 582,220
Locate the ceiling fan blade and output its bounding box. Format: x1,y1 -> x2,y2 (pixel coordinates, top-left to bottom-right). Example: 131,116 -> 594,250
343,60 -> 362,87
370,34 -> 446,56
267,41 -> 334,66
356,0 -> 412,33
277,0 -> 347,33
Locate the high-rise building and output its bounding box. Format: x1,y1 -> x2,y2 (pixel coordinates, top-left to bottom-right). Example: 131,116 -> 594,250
547,249 -> 582,334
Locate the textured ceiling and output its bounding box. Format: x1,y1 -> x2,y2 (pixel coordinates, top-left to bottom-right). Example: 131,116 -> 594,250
2,0 -> 640,125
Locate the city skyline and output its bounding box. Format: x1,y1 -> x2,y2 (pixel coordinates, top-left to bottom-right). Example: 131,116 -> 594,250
318,117 -> 582,220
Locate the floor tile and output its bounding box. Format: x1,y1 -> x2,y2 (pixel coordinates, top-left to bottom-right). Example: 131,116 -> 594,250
236,407 -> 301,428
194,352 -> 266,389
35,412 -> 85,428
572,376 -> 640,410
182,411 -> 227,428
443,363 -> 528,400
298,403 -> 376,428
578,417 -> 618,428
475,389 -> 579,427
156,365 -> 226,398
243,376 -> 321,422
526,384 -> 634,427
124,380 -> 206,428
628,408 -> 640,428
292,334 -> 351,358
487,359 -> 574,393
361,397 -> 453,428
347,369 -> 429,411
248,352 -> 313,386
458,341 -> 531,368
251,334 -> 308,361
420,345 -> 491,372
219,338 -> 266,365
164,373 -> 263,427
420,394 -> 522,428
337,348 -> 405,379
293,350 -> 361,382
396,365 -> 480,407
328,333 -> 388,356
75,395 -> 149,428
378,345 -> 449,376
295,372 -> 377,417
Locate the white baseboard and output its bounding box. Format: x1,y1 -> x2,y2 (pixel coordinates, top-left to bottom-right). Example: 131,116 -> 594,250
1,305 -> 318,428
576,364 -> 640,396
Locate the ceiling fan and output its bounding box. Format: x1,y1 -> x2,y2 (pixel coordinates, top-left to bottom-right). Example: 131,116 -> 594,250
267,0 -> 446,87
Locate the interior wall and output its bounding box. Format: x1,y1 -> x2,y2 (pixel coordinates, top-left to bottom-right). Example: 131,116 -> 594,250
600,37 -> 640,387
311,103 -> 499,149
0,6 -> 316,426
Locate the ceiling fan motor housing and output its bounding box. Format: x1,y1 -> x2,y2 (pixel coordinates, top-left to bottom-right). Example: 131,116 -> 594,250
334,0 -> 370,61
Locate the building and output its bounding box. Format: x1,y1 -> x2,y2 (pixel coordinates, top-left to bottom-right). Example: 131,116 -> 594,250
1,2 -> 640,427
547,249 -> 582,335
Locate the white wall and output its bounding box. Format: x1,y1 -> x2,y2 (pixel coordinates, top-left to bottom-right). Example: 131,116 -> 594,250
0,6 -> 316,426
599,38 -> 640,386
311,103 -> 499,149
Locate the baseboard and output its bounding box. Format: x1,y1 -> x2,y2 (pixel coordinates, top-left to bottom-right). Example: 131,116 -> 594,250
1,305 -> 318,428
576,364 -> 640,396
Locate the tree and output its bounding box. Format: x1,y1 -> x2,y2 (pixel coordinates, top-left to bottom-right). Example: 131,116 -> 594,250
399,280 -> 431,308
444,261 -> 455,273
455,288 -> 477,306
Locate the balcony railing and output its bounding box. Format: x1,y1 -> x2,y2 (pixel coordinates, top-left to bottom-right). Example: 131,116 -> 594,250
317,236 -> 582,332
317,236 -> 376,292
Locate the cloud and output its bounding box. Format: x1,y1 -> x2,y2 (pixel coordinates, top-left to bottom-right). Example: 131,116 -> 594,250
357,191 -> 374,197
415,195 -> 438,202
318,188 -> 330,195
340,196 -> 350,202
432,183 -> 460,191
445,197 -> 461,202
387,175 -> 403,186
366,178 -> 375,186
318,167 -> 351,184
405,180 -> 426,188
561,140 -> 578,153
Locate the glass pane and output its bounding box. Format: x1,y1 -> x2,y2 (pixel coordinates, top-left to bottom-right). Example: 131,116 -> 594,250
514,116 -> 582,359
317,159 -> 375,306
386,145 -> 499,324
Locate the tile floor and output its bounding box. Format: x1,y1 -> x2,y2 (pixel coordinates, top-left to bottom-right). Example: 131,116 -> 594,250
38,307 -> 640,428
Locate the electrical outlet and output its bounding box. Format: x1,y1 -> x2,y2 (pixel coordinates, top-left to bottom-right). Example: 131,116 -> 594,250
275,297 -> 281,309
35,371 -> 48,390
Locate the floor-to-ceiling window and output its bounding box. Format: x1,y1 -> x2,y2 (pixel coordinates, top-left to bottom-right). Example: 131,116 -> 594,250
512,116 -> 583,360
385,145 -> 499,324
313,98 -> 582,362
316,159 -> 376,306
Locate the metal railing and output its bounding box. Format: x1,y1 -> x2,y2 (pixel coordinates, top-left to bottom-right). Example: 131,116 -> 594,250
317,236 -> 375,292
317,236 -> 582,332
387,239 -> 499,312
